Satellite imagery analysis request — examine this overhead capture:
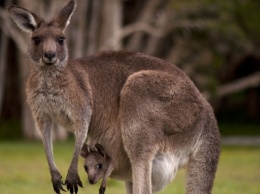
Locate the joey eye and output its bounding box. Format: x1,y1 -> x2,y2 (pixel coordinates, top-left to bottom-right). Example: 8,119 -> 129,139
96,164 -> 102,169
32,37 -> 41,45
58,37 -> 65,45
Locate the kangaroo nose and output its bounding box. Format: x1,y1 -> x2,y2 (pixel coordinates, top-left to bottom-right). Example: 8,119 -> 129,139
43,51 -> 57,64
44,52 -> 56,60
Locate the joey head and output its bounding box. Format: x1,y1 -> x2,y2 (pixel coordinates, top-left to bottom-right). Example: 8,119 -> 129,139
80,143 -> 113,194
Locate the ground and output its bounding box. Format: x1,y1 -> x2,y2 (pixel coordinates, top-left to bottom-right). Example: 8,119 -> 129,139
0,141 -> 259,194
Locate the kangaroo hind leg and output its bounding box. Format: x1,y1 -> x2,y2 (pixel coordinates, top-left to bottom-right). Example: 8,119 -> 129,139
121,117 -> 156,194
186,122 -> 220,194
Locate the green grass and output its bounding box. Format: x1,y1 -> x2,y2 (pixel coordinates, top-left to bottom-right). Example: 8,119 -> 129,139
0,141 -> 259,194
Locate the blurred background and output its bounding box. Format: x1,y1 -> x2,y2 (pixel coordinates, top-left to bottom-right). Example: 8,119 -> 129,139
0,0 -> 260,194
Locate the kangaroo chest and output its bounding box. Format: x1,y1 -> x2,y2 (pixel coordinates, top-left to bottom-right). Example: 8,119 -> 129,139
35,90 -> 71,126
27,73 -> 75,128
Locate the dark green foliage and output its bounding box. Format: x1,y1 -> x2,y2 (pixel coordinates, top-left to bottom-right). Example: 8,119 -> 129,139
0,120 -> 22,140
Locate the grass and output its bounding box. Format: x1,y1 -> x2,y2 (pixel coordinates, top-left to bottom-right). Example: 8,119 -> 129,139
0,141 -> 259,194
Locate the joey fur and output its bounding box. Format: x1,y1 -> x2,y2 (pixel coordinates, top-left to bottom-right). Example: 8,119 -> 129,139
8,0 -> 220,194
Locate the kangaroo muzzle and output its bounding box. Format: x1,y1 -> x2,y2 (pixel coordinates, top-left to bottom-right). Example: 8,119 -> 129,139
43,38 -> 58,65
43,51 -> 57,64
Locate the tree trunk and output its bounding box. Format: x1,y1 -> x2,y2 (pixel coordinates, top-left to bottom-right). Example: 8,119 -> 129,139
86,0 -> 101,55
0,28 -> 8,118
70,0 -> 89,58
246,89 -> 259,119
99,0 -> 122,51
143,12 -> 168,56
0,0 -> 13,118
126,0 -> 162,51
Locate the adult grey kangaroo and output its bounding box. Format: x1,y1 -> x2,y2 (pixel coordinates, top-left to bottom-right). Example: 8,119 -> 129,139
8,0 -> 220,194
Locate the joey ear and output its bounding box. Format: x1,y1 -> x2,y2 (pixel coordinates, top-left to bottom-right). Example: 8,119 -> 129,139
95,143 -> 106,158
53,0 -> 76,31
8,5 -> 42,33
80,143 -> 91,158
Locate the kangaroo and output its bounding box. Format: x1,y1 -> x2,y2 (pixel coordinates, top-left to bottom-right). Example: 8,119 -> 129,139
80,144 -> 113,194
8,0 -> 220,194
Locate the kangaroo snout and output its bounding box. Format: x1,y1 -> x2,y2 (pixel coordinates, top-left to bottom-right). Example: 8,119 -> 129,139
43,51 -> 57,64
42,37 -> 58,65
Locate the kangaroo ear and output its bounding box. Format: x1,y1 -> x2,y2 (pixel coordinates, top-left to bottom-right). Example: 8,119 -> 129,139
80,143 -> 91,158
95,143 -> 106,158
54,0 -> 76,30
8,5 -> 42,33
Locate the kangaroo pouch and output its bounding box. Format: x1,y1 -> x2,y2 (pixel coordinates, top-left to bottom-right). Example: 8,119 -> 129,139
152,152 -> 189,192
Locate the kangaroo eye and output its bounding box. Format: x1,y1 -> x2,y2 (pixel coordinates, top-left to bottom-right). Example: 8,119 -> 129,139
58,37 -> 65,45
96,164 -> 102,169
32,37 -> 41,45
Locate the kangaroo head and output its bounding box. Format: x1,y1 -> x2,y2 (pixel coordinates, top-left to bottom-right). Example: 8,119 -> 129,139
80,143 -> 108,185
8,0 -> 76,67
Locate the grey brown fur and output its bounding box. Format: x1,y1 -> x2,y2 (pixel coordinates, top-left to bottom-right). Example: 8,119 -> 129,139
8,0 -> 220,194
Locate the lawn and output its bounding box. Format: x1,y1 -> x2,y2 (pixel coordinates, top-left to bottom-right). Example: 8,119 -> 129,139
0,141 -> 259,194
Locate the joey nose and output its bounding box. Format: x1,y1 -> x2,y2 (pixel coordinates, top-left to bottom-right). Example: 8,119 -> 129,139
89,179 -> 96,185
43,51 -> 57,64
